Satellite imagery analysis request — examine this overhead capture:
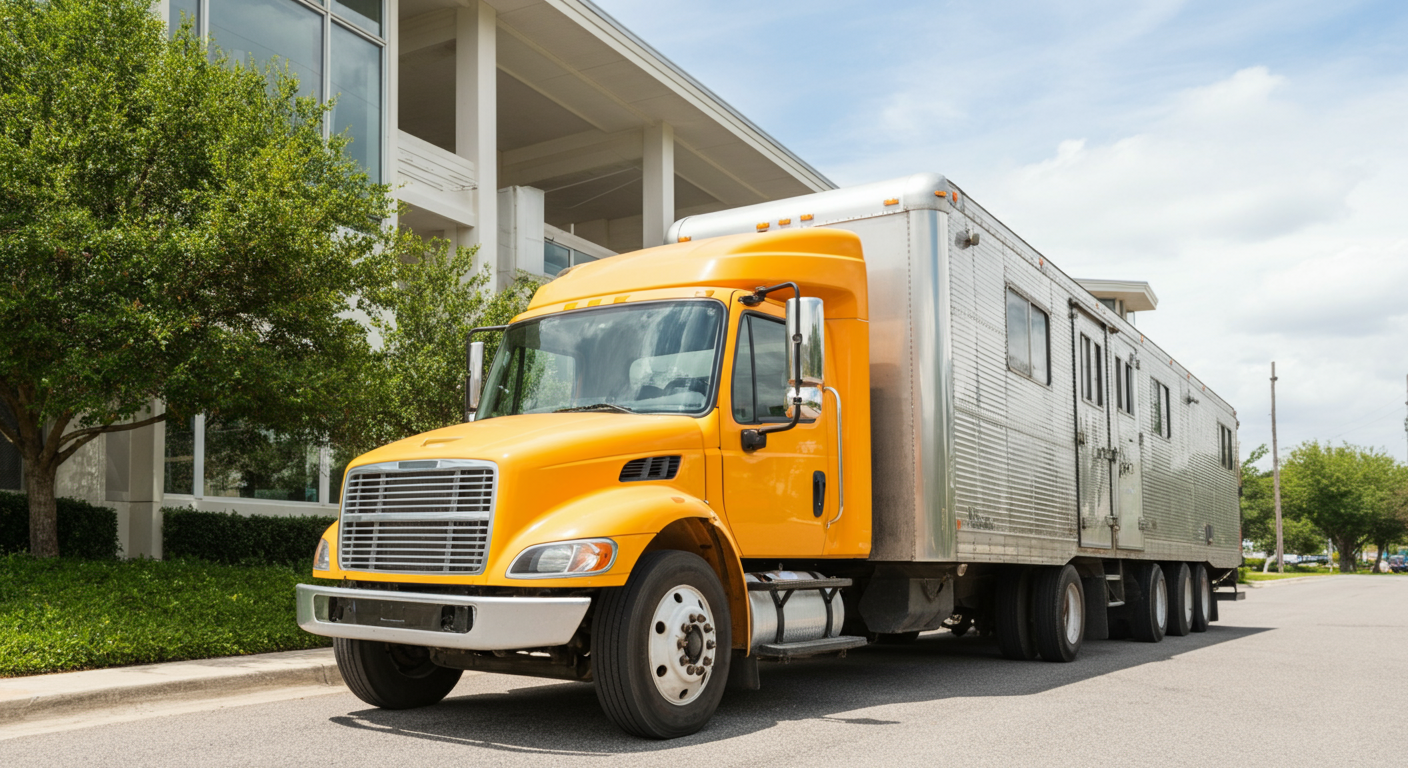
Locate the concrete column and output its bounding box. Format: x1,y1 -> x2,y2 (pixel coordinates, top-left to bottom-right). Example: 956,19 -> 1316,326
642,122 -> 675,247
119,402 -> 165,559
456,2 -> 499,286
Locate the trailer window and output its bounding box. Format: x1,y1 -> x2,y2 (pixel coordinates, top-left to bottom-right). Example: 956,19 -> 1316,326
732,314 -> 796,424
1218,424 -> 1235,469
1079,335 -> 1103,406
1115,358 -> 1134,416
1005,289 -> 1049,385
1151,380 -> 1172,438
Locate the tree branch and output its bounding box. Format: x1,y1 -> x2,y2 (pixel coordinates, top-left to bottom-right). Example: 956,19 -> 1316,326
57,412 -> 168,448
56,430 -> 106,466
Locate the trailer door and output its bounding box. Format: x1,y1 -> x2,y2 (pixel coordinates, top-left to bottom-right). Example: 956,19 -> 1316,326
1073,315 -> 1113,548
1110,340 -> 1145,550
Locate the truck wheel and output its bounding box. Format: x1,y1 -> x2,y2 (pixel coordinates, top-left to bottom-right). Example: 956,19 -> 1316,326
1033,565 -> 1085,663
1163,562 -> 1192,637
994,568 -> 1038,660
1190,564 -> 1212,633
1127,562 -> 1168,643
333,638 -> 463,710
592,550 -> 732,739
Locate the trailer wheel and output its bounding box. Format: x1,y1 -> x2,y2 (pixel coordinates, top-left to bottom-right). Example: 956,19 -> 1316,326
1033,565 -> 1085,663
994,568 -> 1038,660
333,639 -> 463,710
1190,564 -> 1212,633
592,550 -> 731,739
1163,562 -> 1193,637
1127,563 -> 1168,643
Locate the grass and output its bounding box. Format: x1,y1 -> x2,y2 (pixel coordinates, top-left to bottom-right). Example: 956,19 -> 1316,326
1243,571 -> 1337,581
0,554 -> 333,678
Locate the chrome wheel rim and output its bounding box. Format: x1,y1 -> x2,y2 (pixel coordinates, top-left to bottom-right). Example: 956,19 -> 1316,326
1182,574 -> 1194,625
648,585 -> 716,706
1062,581 -> 1084,645
1154,576 -> 1168,631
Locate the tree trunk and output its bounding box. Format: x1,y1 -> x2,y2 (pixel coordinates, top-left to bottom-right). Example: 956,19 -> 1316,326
1374,541 -> 1386,573
26,461 -> 60,558
1335,538 -> 1356,573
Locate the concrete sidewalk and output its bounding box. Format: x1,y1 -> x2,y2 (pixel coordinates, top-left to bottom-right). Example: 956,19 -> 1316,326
0,648 -> 344,728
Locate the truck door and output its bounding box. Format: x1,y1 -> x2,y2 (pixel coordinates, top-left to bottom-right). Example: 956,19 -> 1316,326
1110,338 -> 1145,550
721,308 -> 829,557
1073,313 -> 1113,548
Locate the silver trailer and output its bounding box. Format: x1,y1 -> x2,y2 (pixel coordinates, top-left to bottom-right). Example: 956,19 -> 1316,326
671,173 -> 1241,650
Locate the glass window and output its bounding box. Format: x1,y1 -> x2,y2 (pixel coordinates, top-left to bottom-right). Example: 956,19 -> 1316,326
0,403 -> 21,491
169,0 -> 200,33
1006,289 -> 1049,384
333,0 -> 381,36
331,22 -> 381,183
163,415 -> 196,495
1080,335 -> 1091,401
1094,342 -> 1104,406
203,419 -> 319,502
1151,380 -> 1171,438
1006,289 -> 1030,377
544,242 -> 571,276
479,301 -> 723,418
572,250 -> 598,267
732,315 -> 791,424
210,0 -> 323,101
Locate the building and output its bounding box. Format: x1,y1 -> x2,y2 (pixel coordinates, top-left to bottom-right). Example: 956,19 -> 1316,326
0,0 -> 832,557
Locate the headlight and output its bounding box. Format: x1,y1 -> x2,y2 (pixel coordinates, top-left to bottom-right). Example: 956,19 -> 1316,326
313,538 -> 331,571
508,539 -> 616,578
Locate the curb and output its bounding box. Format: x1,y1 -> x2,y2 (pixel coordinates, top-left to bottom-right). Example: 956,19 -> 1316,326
0,648 -> 343,724
1241,575 -> 1335,588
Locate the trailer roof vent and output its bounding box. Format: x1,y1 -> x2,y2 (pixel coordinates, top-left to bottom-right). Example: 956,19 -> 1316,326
620,456 -> 681,482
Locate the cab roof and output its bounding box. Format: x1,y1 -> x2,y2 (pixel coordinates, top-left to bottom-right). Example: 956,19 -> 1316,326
526,228 -> 869,321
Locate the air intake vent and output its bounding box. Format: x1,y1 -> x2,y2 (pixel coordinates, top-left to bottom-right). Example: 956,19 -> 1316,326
620,456 -> 681,482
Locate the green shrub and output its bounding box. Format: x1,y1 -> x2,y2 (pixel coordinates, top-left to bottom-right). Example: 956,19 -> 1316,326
1244,557 -> 1265,570
162,507 -> 334,567
0,554 -> 332,676
0,491 -> 119,559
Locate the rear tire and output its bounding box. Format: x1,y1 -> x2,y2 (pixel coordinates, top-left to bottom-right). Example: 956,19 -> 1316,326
592,550 -> 732,739
1033,565 -> 1085,663
1127,562 -> 1167,643
1190,564 -> 1212,633
334,639 -> 463,710
1163,562 -> 1193,637
994,568 -> 1038,660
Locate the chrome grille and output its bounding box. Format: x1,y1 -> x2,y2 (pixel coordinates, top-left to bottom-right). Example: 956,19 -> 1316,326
338,462 -> 496,574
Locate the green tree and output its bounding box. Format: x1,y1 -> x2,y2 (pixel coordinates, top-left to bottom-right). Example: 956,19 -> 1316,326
0,0 -> 396,556
1366,473 -> 1408,571
1240,444 -> 1325,569
1281,442 -> 1402,573
337,235 -> 538,456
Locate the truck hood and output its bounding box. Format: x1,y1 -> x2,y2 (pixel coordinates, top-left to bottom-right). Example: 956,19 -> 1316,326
350,412 -> 707,472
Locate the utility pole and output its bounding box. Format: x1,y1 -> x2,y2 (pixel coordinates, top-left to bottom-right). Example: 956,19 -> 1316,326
1271,362 -> 1284,574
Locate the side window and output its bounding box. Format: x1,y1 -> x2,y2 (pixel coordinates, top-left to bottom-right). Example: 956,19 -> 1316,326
1218,424 -> 1236,469
1079,335 -> 1103,406
1115,358 -> 1135,416
1006,288 -> 1049,384
1151,379 -> 1172,438
732,315 -> 790,424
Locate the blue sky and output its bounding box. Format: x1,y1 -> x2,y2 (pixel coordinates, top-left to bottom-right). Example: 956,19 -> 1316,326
596,0 -> 1408,465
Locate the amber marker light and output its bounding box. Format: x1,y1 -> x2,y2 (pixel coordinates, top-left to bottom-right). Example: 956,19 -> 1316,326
884,198 -> 899,205
678,236 -> 691,242
779,218 -> 792,225
800,214 -> 814,221
756,222 -> 769,231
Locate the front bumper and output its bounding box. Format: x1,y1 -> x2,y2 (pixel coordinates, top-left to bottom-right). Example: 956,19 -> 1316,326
295,584 -> 591,651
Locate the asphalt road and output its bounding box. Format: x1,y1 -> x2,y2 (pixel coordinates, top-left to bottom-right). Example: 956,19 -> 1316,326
4,576 -> 1405,767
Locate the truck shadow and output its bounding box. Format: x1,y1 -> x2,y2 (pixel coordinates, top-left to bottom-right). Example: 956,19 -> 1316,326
327,625 -> 1268,755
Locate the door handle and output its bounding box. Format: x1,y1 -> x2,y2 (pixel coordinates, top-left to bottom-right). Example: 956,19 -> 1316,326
812,471 -> 826,518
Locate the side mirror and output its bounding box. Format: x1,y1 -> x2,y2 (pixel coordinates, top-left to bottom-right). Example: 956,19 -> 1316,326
785,297 -> 825,419
465,340 -> 485,421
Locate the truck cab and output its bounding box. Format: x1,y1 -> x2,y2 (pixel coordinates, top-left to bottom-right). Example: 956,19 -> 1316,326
298,228 -> 871,738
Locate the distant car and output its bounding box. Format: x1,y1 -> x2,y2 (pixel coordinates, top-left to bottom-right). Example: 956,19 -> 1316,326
1389,556 -> 1407,574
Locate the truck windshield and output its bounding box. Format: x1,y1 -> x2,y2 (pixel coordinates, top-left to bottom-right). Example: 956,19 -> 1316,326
477,300 -> 725,419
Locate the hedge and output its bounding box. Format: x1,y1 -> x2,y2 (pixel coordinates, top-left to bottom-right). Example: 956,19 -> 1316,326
162,507 -> 335,567
0,491 -> 120,559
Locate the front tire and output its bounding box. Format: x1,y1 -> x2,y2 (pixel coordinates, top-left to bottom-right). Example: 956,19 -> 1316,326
334,639 -> 463,710
592,550 -> 732,739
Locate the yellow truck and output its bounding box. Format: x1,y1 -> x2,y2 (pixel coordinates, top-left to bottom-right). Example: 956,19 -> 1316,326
297,173 -> 1242,739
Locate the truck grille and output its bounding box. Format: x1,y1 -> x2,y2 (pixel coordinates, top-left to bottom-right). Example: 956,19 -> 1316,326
338,463 -> 496,574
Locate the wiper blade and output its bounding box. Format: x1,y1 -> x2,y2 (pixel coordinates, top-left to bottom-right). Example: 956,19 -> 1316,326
554,403 -> 638,414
